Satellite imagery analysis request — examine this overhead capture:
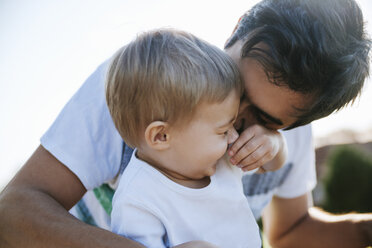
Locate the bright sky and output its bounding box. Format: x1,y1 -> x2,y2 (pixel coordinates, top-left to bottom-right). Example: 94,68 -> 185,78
0,0 -> 371,189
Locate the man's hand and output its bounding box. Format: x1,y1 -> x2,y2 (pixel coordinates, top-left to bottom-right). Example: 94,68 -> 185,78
228,124 -> 287,173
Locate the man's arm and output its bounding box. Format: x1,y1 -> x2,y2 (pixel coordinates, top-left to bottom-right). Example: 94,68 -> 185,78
0,145 -> 145,248
262,193 -> 372,248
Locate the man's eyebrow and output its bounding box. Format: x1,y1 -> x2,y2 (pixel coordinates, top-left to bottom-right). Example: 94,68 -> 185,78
253,105 -> 283,126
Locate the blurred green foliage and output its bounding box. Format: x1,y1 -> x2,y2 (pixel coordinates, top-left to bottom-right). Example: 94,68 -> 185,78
322,145 -> 372,213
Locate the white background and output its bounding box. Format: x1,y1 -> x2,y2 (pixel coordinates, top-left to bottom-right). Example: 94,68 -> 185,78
0,0 -> 371,189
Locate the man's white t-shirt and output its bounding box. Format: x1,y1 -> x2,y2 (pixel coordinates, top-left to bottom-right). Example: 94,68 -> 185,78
41,61 -> 316,228
111,151 -> 261,248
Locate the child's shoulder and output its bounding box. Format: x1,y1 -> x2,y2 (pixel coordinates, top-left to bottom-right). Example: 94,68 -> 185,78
115,159 -> 164,199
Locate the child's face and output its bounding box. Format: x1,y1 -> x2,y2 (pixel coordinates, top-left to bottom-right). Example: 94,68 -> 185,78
166,90 -> 240,180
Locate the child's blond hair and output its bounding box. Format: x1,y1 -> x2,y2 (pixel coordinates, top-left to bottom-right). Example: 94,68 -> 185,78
106,29 -> 242,147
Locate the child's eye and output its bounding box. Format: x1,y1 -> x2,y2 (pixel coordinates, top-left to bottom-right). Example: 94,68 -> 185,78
223,130 -> 229,136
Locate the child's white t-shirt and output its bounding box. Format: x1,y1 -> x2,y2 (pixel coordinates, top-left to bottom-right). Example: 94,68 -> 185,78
111,151 -> 262,248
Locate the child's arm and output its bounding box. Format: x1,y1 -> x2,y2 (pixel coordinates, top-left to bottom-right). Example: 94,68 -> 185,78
228,124 -> 287,173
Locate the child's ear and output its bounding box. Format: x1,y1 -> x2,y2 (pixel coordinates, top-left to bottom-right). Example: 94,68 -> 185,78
144,121 -> 171,150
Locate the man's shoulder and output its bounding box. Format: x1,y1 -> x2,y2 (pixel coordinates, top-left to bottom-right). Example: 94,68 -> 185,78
282,124 -> 313,153
282,124 -> 312,139
69,60 -> 110,106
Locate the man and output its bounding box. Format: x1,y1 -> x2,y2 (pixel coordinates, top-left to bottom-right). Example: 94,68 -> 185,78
224,1 -> 372,247
0,0 -> 371,247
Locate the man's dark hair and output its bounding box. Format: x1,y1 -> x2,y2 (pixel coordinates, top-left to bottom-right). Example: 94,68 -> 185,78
225,0 -> 371,129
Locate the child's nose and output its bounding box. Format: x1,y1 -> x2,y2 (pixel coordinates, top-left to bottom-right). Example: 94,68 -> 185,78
227,127 -> 239,144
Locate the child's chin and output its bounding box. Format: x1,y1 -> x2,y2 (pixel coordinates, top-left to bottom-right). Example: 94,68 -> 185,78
207,163 -> 217,176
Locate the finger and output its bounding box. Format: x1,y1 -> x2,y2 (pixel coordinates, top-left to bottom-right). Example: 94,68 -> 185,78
235,133 -> 276,165
238,146 -> 269,168
230,137 -> 259,165
240,163 -> 260,172
241,156 -> 269,172
228,127 -> 255,157
259,140 -> 277,161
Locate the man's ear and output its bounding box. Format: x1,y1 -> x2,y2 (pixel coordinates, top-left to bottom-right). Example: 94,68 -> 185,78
144,121 -> 171,150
